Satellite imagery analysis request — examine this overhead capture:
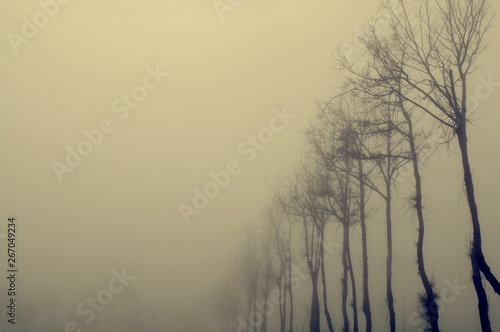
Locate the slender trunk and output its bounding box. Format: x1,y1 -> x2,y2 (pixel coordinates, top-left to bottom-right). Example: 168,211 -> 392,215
455,72 -> 500,296
454,69 -> 498,330
320,231 -> 334,332
386,121 -> 396,332
413,145 -> 440,332
347,223 -> 359,332
357,156 -> 372,332
456,123 -> 492,331
342,221 -> 350,332
401,103 -> 440,331
246,297 -> 252,331
282,274 -> 287,332
385,145 -> 396,332
261,279 -> 270,332
278,280 -> 284,332
280,260 -> 289,332
254,290 -> 259,332
305,219 -> 320,332
310,271 -> 321,332
386,193 -> 395,332
249,290 -> 255,332
288,220 -> 294,332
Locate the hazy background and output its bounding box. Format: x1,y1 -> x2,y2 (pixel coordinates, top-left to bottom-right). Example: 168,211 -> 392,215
1,0 -> 499,331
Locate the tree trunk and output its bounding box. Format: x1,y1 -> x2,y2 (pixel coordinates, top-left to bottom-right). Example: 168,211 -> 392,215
357,156 -> 372,332
261,278 -> 270,332
401,103 -> 440,332
386,121 -> 396,332
412,143 -> 440,331
342,221 -> 350,332
254,291 -> 259,332
456,122 -> 492,332
288,220 -> 294,332
246,297 -> 252,332
310,271 -> 321,332
320,231 -> 334,332
454,71 -> 500,294
471,251 -> 492,332
347,222 -> 359,332
386,194 -> 395,332
278,280 -> 284,332
282,269 -> 287,332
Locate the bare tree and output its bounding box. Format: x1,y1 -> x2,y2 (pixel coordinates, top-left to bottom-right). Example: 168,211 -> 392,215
337,0 -> 496,329
276,164 -> 332,332
307,112 -> 364,332
308,94 -> 412,332
345,69 -> 442,330
311,96 -> 378,332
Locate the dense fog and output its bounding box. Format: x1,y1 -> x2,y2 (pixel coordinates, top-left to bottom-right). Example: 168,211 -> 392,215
1,0 -> 500,331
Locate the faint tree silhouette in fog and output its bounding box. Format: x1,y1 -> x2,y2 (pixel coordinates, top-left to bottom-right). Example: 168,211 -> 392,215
210,275 -> 240,332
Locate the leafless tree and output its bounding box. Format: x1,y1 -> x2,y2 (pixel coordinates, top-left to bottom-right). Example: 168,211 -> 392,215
276,163 -> 333,332
343,69 -> 442,330
306,113 -> 364,332
337,0 -> 496,329
310,95 -> 380,332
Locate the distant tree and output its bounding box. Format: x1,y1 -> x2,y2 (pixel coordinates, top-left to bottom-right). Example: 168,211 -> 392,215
263,201 -> 291,332
309,95 -> 378,332
259,219 -> 274,332
235,227 -> 262,332
307,106 -> 361,332
276,163 -> 332,332
210,275 -> 240,332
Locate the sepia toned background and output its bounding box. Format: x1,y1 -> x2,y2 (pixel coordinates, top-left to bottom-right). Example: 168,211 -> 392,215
1,0 -> 500,331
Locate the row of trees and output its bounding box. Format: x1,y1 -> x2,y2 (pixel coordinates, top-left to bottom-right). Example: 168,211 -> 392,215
212,0 -> 497,331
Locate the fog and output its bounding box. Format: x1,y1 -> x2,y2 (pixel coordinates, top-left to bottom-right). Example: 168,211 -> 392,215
1,0 -> 500,331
